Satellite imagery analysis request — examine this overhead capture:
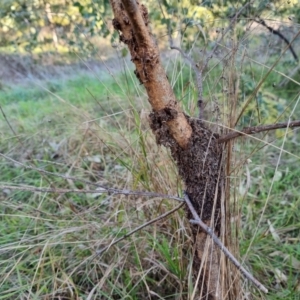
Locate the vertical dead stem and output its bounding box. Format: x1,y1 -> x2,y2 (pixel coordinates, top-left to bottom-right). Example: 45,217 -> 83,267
109,0 -> 228,298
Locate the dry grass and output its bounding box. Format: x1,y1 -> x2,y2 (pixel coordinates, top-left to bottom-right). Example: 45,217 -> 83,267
0,9 -> 300,299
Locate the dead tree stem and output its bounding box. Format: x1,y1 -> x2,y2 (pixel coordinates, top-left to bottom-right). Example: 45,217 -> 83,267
108,1 -> 251,298
110,0 -> 192,148
121,0 -> 152,46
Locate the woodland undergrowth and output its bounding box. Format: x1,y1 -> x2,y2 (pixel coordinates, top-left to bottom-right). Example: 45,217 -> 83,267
0,6 -> 300,299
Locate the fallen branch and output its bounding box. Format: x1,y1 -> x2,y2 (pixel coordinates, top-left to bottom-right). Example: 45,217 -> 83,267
0,184 -> 184,202
96,202 -> 184,255
218,120 -> 300,143
0,153 -> 184,202
184,192 -> 268,294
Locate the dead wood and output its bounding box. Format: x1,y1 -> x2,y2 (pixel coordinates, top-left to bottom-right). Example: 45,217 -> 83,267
109,0 -> 192,149
109,0 -> 231,298
185,193 -> 268,294
218,120 -> 300,143
150,113 -> 225,299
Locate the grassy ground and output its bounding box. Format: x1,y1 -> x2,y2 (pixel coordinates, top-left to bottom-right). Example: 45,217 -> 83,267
0,37 -> 300,300
0,64 -> 190,299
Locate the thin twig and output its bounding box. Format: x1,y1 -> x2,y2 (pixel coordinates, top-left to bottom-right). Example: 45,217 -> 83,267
184,192 -> 268,294
0,184 -> 184,202
202,1 -> 252,72
170,44 -> 204,119
96,202 -> 185,254
0,153 -> 183,202
278,64 -> 300,87
169,35 -> 204,120
169,1 -> 251,120
254,18 -> 298,61
235,29 -> 300,126
218,120 -> 300,143
169,45 -> 198,74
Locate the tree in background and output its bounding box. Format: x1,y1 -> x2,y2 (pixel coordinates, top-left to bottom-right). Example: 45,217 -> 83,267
1,0 -> 299,56
0,0 -> 110,53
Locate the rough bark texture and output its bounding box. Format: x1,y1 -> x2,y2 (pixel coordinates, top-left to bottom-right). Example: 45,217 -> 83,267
109,1 -> 226,298
150,113 -> 225,299
110,0 -> 192,149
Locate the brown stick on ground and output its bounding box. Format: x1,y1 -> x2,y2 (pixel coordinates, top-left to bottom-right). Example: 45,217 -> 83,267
109,0 -> 192,148
218,120 -> 300,143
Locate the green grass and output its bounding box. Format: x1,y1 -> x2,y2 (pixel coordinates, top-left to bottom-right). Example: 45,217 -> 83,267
239,144 -> 300,298
0,37 -> 300,300
0,66 -> 190,299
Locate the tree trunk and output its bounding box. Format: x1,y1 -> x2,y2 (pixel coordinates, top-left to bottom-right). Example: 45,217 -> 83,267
109,1 -> 235,298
